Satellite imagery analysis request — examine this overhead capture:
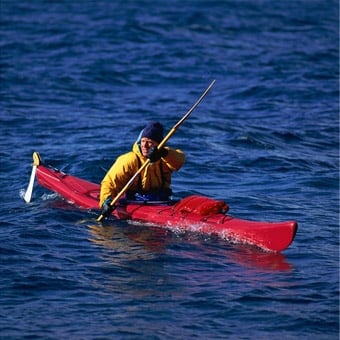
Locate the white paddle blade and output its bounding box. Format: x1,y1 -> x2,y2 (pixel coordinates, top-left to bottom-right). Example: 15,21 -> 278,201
24,165 -> 37,203
23,152 -> 41,203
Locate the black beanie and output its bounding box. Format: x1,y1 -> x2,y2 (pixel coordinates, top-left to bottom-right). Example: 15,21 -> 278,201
141,122 -> 164,143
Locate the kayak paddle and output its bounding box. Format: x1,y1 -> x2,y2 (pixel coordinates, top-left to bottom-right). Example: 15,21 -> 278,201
97,79 -> 216,222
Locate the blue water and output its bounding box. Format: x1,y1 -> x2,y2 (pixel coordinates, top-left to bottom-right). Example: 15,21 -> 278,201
1,0 -> 339,339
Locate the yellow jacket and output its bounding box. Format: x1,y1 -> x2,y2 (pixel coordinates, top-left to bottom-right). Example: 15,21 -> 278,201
99,142 -> 185,207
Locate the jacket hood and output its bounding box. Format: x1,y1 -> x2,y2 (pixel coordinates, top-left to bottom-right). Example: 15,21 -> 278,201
132,141 -> 145,159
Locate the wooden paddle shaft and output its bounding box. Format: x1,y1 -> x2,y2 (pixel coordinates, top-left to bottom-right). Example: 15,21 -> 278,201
97,80 -> 216,222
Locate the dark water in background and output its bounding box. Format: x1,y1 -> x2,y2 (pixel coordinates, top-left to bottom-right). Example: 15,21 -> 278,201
0,0 -> 339,339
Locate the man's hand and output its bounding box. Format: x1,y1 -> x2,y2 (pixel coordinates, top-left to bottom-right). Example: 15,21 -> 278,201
147,147 -> 168,163
101,197 -> 115,217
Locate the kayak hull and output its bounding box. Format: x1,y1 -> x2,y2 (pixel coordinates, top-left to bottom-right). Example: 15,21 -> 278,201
35,163 -> 297,252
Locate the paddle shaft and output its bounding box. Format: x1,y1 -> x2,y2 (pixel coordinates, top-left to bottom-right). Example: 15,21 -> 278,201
97,80 -> 216,222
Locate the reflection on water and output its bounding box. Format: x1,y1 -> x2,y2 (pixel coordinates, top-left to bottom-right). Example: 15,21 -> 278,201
87,222 -> 168,261
86,220 -> 293,272
227,246 -> 293,272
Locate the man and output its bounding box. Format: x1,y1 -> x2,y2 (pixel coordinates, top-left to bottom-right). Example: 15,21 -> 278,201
99,122 -> 185,213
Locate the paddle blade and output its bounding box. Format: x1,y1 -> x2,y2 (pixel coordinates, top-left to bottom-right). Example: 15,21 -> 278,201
23,152 -> 41,203
23,166 -> 37,203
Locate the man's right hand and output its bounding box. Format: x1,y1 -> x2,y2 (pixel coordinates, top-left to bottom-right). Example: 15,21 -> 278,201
101,197 -> 115,217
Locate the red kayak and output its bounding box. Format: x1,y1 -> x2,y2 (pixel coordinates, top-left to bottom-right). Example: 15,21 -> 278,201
26,152 -> 298,252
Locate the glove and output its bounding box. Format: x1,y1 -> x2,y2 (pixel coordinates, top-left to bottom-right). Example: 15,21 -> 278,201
101,197 -> 115,217
147,147 -> 168,163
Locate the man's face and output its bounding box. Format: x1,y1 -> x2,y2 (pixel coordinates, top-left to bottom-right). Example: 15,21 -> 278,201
140,137 -> 159,157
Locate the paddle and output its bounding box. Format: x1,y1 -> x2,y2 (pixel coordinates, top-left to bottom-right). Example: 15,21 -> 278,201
97,79 -> 216,222
23,152 -> 41,203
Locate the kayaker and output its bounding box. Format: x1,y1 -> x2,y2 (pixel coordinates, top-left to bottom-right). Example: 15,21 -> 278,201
99,121 -> 185,213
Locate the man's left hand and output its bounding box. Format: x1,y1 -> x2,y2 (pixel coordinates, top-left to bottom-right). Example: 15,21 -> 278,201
147,147 -> 168,163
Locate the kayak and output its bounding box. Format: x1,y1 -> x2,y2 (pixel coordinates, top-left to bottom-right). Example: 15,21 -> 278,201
26,152 -> 298,252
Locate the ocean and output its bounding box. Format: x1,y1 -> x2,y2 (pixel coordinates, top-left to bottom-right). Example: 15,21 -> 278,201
0,0 -> 339,339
